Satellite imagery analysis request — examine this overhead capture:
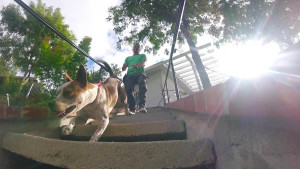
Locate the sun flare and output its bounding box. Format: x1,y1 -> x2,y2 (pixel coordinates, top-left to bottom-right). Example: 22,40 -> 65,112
216,40 -> 281,78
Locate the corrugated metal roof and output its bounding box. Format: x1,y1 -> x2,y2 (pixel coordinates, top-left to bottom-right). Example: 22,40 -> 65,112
150,43 -> 230,93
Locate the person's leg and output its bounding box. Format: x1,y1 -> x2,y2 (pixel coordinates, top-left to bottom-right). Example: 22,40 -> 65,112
137,74 -> 147,112
125,74 -> 138,112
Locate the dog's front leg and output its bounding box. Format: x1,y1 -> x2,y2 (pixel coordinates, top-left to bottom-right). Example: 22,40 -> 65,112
61,116 -> 86,136
89,117 -> 109,142
61,117 -> 76,135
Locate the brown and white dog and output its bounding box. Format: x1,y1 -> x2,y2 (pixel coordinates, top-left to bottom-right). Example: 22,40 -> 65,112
48,60 -> 133,142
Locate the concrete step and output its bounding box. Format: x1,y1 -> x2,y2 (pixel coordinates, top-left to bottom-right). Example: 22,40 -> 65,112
109,107 -> 176,124
1,132 -> 216,169
62,120 -> 186,142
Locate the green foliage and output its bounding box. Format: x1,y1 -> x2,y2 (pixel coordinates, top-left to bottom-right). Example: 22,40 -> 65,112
88,63 -> 122,83
107,0 -> 219,54
0,76 -> 23,96
0,0 -> 89,89
108,0 -> 300,89
108,0 -> 299,51
0,57 -> 17,76
107,0 -> 218,88
218,0 -> 300,46
0,75 -> 55,107
66,36 -> 91,79
0,1 -> 94,107
24,89 -> 55,108
0,76 -> 27,106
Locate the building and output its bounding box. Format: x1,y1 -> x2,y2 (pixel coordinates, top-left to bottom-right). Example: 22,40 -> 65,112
145,43 -> 230,108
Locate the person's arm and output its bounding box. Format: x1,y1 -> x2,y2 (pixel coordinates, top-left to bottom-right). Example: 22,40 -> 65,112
122,63 -> 128,71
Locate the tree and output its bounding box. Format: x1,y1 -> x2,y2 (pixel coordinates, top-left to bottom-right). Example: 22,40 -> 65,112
0,25 -> 18,76
88,63 -> 122,83
0,0 -> 82,88
0,58 -> 17,76
107,0 -> 300,89
218,0 -> 300,47
107,0 -> 220,89
65,36 -> 91,79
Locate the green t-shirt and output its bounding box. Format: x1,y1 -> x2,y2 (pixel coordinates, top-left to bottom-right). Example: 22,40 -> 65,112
125,54 -> 147,74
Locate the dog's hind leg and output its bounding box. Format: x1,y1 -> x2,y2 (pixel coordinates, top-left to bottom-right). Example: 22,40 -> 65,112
89,117 -> 109,142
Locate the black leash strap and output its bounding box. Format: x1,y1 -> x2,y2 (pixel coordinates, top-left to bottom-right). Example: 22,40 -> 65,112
13,0 -> 109,72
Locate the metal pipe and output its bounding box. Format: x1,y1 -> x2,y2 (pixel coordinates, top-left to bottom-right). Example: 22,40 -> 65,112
26,83 -> 35,98
163,0 -> 187,101
6,94 -> 10,106
171,0 -> 186,100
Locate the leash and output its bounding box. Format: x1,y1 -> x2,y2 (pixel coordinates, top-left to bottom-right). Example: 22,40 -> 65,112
97,60 -> 123,83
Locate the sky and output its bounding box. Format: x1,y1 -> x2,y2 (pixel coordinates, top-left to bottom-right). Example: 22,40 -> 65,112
0,0 -> 172,73
0,0 -> 283,79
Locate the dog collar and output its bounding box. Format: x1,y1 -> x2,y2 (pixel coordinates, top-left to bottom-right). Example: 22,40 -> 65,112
97,81 -> 102,95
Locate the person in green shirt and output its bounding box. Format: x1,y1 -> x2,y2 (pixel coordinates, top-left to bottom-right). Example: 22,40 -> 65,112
122,43 -> 147,114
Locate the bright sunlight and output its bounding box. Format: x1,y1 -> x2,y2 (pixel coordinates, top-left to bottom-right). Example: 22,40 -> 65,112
216,40 -> 281,78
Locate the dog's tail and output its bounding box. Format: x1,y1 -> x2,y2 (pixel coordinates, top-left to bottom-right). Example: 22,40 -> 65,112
96,59 -> 115,77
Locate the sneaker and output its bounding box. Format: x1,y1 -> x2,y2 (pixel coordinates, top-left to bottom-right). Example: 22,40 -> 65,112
138,107 -> 147,113
127,110 -> 135,115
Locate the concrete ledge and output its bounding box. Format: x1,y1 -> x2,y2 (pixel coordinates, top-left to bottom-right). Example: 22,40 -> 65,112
63,120 -> 186,142
109,107 -> 176,124
1,132 -> 215,169
214,115 -> 300,169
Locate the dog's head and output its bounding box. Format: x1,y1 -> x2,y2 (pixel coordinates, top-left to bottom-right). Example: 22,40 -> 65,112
48,65 -> 97,118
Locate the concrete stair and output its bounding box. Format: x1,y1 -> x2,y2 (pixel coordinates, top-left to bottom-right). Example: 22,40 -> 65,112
61,120 -> 186,142
109,107 -> 176,124
1,107 -> 216,169
2,132 -> 215,169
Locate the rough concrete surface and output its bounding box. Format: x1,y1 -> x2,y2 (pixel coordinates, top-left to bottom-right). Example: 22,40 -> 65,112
3,107 -> 299,169
213,115 -> 300,169
60,107 -> 176,126
165,108 -> 217,141
2,132 -> 215,169
167,107 -> 300,169
109,107 -> 176,124
0,118 -> 61,169
62,120 -> 186,141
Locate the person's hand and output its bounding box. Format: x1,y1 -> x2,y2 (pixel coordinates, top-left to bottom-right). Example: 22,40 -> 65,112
132,64 -> 139,69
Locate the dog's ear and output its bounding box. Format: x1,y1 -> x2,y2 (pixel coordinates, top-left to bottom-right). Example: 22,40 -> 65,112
75,64 -> 87,87
65,72 -> 73,82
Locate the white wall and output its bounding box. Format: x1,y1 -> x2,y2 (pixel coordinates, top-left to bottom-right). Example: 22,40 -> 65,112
145,69 -> 164,108
145,67 -> 194,108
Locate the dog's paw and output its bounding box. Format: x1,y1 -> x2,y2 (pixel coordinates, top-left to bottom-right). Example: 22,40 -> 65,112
61,125 -> 74,135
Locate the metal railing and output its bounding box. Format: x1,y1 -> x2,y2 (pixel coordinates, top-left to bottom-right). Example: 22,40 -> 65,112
162,90 -> 177,105
162,0 -> 186,104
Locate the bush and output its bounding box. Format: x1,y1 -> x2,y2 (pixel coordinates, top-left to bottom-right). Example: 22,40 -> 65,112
0,76 -> 55,107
